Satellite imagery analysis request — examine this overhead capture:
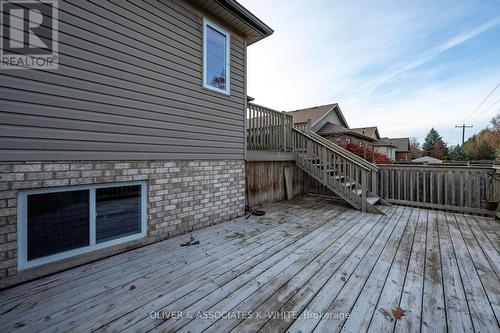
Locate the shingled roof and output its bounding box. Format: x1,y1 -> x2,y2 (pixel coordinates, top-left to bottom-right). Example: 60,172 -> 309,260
286,103 -> 349,129
317,123 -> 378,142
381,137 -> 410,152
350,127 -> 380,140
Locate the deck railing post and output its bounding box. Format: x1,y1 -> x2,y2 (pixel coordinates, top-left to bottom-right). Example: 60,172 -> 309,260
282,111 -> 286,152
494,166 -> 500,220
306,119 -> 312,133
372,170 -> 378,195
322,147 -> 328,183
361,169 -> 367,212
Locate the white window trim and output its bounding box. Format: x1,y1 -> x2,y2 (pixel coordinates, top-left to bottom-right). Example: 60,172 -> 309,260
17,181 -> 148,270
202,18 -> 231,95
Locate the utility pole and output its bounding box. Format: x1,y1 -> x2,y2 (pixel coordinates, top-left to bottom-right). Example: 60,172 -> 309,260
455,124 -> 473,145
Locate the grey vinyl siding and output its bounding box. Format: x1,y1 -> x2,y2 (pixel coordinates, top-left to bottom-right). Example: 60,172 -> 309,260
0,0 -> 247,161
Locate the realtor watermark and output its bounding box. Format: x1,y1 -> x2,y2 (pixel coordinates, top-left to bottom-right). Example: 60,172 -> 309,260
149,310 -> 350,321
1,0 -> 58,69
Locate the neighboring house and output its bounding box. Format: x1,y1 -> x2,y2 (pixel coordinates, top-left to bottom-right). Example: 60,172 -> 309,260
319,126 -> 377,149
288,103 -> 349,132
0,0 -> 272,283
412,156 -> 443,164
350,126 -> 397,161
372,142 -> 397,161
382,137 -> 412,161
288,104 -> 376,149
350,127 -> 401,162
289,107 -> 398,161
350,126 -> 381,141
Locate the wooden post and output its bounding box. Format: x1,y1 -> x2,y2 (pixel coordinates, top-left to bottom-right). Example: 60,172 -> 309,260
361,169 -> 367,212
283,165 -> 294,200
322,147 -> 328,183
306,119 -> 312,133
372,170 -> 378,196
494,166 -> 500,220
282,111 -> 286,152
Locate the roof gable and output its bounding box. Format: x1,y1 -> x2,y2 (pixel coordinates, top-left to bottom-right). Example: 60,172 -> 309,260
350,127 -> 380,140
317,123 -> 349,135
381,137 -> 410,152
287,103 -> 349,129
412,156 -> 442,163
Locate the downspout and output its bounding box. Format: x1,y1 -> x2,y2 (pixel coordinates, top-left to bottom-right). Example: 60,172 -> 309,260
243,36 -> 249,210
243,36 -> 248,161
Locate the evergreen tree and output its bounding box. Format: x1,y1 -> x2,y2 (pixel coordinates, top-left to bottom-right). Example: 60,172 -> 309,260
433,138 -> 448,159
450,145 -> 466,161
422,128 -> 447,158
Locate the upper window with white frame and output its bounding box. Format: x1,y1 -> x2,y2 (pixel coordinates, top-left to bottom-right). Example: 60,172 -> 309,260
203,19 -> 230,94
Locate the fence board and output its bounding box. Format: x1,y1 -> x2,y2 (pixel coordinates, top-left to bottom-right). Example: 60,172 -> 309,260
378,165 -> 496,215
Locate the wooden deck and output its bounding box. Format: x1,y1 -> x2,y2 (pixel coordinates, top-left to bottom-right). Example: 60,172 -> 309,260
0,196 -> 499,332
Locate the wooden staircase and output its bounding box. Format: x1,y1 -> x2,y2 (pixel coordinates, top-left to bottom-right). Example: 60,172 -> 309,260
293,128 -> 389,214
246,102 -> 388,214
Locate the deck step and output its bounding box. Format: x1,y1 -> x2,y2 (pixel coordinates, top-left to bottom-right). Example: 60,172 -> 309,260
367,196 -> 380,205
352,189 -> 363,196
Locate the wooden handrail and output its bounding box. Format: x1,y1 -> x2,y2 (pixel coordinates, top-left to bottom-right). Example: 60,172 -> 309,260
293,129 -> 373,172
302,129 -> 379,172
293,129 -> 374,211
377,164 -> 491,171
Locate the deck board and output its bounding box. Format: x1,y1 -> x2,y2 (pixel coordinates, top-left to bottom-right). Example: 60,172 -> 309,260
0,195 -> 498,333
437,211 -> 474,332
445,213 -> 498,331
340,208 -> 411,333
368,209 -> 420,332
395,209 -> 428,333
420,210 -> 447,333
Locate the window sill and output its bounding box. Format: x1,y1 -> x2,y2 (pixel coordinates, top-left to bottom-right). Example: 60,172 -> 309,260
202,84 -> 231,96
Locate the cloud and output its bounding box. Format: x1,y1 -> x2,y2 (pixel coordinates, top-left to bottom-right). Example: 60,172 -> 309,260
345,75 -> 500,144
241,0 -> 500,144
359,16 -> 500,95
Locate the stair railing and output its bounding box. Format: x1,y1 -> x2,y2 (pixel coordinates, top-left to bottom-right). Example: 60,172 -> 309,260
293,128 -> 371,211
297,124 -> 379,195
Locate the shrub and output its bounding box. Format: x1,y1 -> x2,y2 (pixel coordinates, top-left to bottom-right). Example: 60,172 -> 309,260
344,143 -> 391,164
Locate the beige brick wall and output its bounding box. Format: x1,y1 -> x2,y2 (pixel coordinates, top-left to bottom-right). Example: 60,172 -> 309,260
0,160 -> 245,279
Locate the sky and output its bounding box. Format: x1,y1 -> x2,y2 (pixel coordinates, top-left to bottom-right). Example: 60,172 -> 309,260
239,0 -> 500,146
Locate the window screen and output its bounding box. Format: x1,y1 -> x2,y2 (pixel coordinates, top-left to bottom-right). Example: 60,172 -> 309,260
96,185 -> 141,243
27,190 -> 89,260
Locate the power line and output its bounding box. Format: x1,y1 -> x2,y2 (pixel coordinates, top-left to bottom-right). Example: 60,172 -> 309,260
464,82 -> 500,120
476,110 -> 499,128
472,98 -> 500,125
455,124 -> 473,145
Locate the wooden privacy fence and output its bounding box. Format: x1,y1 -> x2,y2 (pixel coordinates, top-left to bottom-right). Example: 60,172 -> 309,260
246,103 -> 293,151
378,164 -> 497,214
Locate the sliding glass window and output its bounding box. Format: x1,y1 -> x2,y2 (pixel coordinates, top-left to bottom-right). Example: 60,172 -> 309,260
19,182 -> 147,269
